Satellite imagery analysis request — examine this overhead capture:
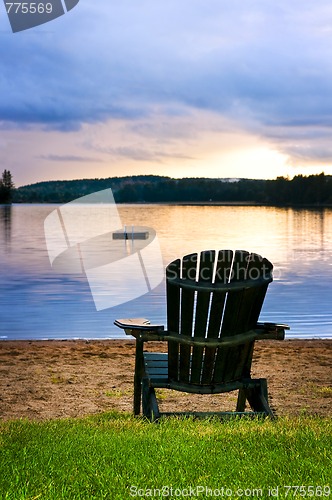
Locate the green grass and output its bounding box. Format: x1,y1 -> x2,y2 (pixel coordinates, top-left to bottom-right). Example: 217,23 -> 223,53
0,414 -> 331,499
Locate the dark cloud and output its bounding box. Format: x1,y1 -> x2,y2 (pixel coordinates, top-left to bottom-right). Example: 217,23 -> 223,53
39,154 -> 104,162
0,0 -> 331,162
110,147 -> 195,163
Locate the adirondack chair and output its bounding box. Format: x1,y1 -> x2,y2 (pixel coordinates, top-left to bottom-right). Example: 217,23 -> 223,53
115,250 -> 289,421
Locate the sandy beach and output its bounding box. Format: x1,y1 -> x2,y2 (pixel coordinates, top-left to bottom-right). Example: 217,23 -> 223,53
0,339 -> 331,420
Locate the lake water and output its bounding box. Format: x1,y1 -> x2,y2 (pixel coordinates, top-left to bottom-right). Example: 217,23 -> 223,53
1,203 -> 332,340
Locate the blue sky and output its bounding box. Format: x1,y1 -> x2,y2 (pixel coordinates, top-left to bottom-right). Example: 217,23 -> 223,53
1,0 -> 332,186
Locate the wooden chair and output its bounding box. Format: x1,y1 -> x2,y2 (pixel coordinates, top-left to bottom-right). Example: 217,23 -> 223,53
115,250 -> 289,421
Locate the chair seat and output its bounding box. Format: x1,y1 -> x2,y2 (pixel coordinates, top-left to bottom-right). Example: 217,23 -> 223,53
143,352 -> 265,395
144,352 -> 169,386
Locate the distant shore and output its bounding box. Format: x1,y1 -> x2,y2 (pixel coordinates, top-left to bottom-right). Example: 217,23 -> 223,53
6,200 -> 332,209
11,172 -> 332,206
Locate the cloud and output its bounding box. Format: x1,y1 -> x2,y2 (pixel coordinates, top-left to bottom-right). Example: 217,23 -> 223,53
1,2 -> 331,124
103,146 -> 195,163
39,154 -> 104,163
0,0 -> 332,179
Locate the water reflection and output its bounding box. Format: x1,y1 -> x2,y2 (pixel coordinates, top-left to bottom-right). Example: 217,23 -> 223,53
0,204 -> 12,252
1,204 -> 332,339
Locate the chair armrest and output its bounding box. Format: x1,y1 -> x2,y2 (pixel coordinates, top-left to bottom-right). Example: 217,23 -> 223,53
163,323 -> 290,347
114,318 -> 166,341
255,322 -> 290,340
114,318 -> 164,331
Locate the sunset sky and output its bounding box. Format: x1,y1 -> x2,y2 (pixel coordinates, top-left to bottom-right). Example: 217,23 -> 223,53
1,1 -> 332,187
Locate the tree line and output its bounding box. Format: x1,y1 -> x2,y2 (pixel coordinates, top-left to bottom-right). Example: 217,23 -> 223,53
2,170 -> 332,205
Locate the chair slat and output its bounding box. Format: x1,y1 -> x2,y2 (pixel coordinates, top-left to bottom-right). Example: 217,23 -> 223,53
207,250 -> 233,336
213,250 -> 250,383
166,259 -> 181,381
229,255 -> 272,381
145,367 -> 169,376
247,256 -> 273,326
201,250 -> 233,384
232,253 -> 271,334
191,250 -> 215,384
179,253 -> 197,382
144,353 -> 168,361
221,250 -> 249,336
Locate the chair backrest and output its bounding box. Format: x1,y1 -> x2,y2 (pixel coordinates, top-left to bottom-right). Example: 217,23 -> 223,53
166,250 -> 273,386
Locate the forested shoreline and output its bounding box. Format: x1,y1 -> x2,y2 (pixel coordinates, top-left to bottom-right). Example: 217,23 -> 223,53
9,172 -> 332,206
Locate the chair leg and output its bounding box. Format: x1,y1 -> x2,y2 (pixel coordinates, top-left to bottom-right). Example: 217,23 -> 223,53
142,379 -> 161,422
142,378 -> 151,420
133,338 -> 144,415
236,388 -> 247,412
245,379 -> 275,418
149,388 -> 161,422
